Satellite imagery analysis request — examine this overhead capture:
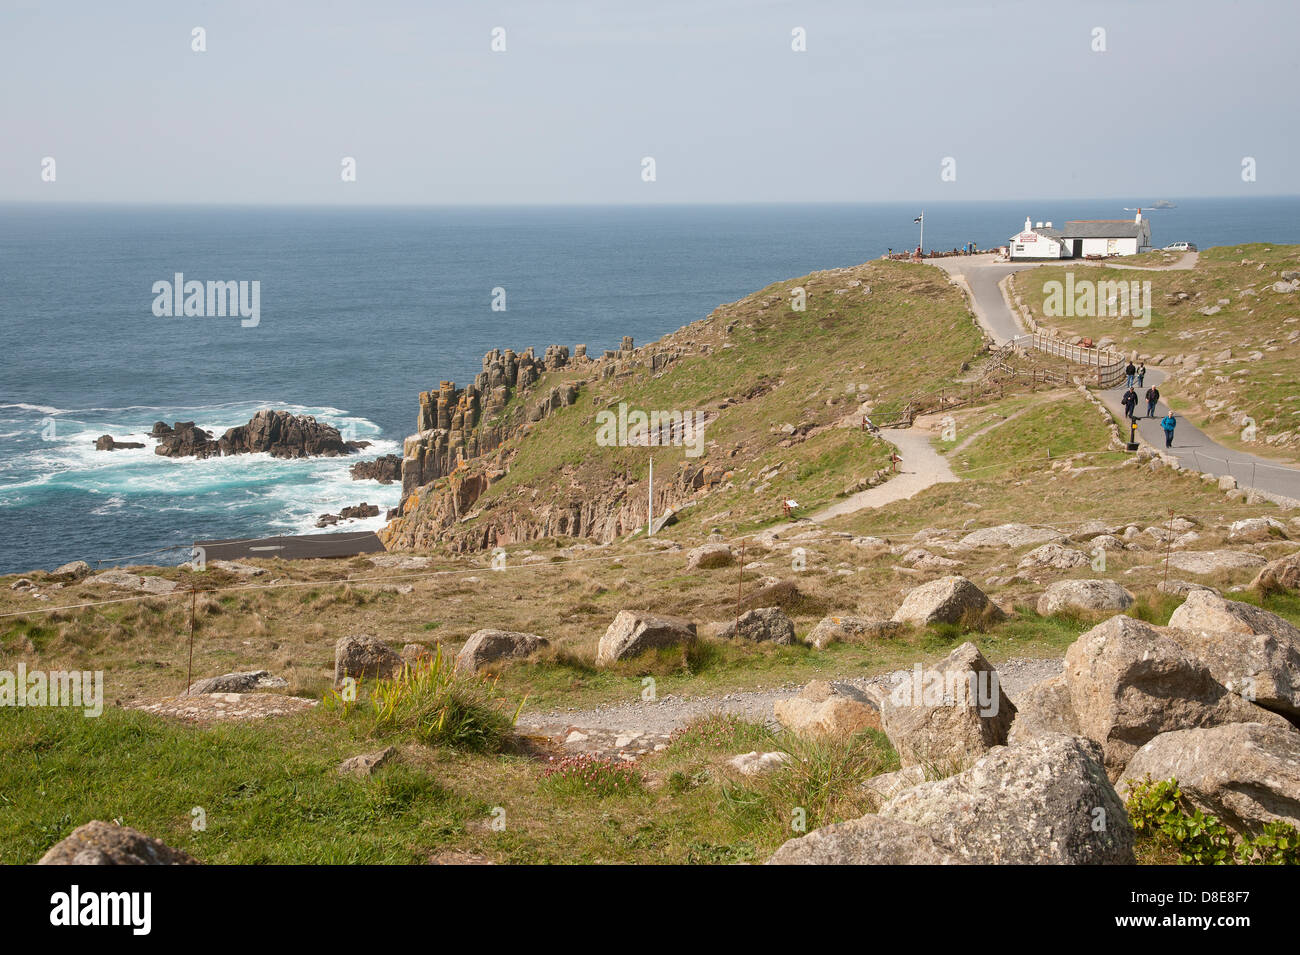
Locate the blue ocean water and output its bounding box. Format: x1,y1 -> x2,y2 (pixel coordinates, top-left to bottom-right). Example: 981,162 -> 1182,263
2,198 -> 1298,574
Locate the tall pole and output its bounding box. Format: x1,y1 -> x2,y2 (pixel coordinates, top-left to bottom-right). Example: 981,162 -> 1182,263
647,455 -> 654,536
919,211 -> 924,256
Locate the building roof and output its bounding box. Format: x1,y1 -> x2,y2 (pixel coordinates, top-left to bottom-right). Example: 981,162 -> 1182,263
1061,219 -> 1145,239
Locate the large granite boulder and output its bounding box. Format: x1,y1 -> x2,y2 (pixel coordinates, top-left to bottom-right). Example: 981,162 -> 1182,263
182,670 -> 287,696
350,454 -> 403,483
454,629 -> 549,672
686,542 -> 733,570
1118,722 -> 1300,836
880,642 -> 1015,771
154,411 -> 367,459
38,821 -> 197,865
774,680 -> 881,738
1166,550 -> 1268,576
1007,673 -> 1080,744
1252,551 -> 1300,594
891,575 -> 1001,627
878,734 -> 1135,864
595,611 -> 696,666
1037,579 -> 1134,617
955,523 -> 1064,550
334,634 -> 404,687
718,607 -> 795,644
1166,590 -> 1300,717
1018,543 -> 1090,571
806,615 -> 904,649
1063,615 -> 1287,779
1227,517 -> 1288,542
766,814 -> 963,865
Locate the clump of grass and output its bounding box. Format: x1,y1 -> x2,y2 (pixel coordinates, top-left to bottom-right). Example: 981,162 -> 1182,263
540,754 -> 642,798
329,645 -> 524,753
720,729 -> 898,843
668,713 -> 778,754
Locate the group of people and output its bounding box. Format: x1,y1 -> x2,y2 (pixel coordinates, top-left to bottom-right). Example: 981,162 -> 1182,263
1121,361 -> 1178,448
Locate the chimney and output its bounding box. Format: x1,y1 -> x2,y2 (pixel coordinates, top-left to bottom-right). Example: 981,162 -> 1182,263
1024,216 -> 1032,231
1035,222 -> 1043,228
1045,221 -> 1052,228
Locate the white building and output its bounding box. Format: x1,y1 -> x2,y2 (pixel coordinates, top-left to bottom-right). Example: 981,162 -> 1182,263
1008,211 -> 1152,260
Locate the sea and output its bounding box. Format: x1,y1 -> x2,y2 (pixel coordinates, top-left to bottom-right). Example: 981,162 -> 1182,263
2,197 -> 1298,574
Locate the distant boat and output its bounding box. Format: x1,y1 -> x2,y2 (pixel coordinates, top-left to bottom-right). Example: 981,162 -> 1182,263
1152,200 -> 1176,209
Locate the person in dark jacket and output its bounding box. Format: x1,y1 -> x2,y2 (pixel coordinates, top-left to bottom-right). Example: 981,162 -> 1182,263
1137,362 -> 1147,388
1122,387 -> 1139,420
1144,385 -> 1160,418
1161,412 -> 1177,448
1125,362 -> 1137,387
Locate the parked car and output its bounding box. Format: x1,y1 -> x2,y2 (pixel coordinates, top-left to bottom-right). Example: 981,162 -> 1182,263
1163,241 -> 1198,252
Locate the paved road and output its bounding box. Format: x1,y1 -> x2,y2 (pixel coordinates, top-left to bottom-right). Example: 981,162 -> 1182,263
1101,370 -> 1300,500
931,255 -> 1037,343
930,253 -> 1300,500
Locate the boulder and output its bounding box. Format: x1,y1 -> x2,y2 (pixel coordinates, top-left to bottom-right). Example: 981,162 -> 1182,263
349,454 -> 403,484
595,611 -> 696,666
879,734 -> 1135,864
774,680 -> 881,738
862,765 -> 928,805
1228,517 -> 1288,542
727,751 -> 793,776
53,560 -> 91,579
1036,579 -> 1134,616
766,814 -> 963,865
338,746 -> 397,777
1119,723 -> 1300,836
1017,543 -> 1090,571
182,670 -> 288,696
1063,615 -> 1287,779
90,570 -> 179,594
454,629 -> 549,672
38,821 -> 197,865
1165,550 -> 1268,576
333,634 -> 404,687
1007,673 -> 1080,744
956,523 -> 1063,550
93,435 -> 145,451
718,607 -> 795,644
1157,579 -> 1217,597
1252,551 -> 1300,594
805,615 -> 904,650
686,542 -> 734,570
891,575 -> 1001,627
154,410 -> 367,459
1166,590 -> 1300,717
880,642 -> 1015,771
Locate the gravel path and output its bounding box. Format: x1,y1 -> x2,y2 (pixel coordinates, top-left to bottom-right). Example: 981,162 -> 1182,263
517,656 -> 1063,737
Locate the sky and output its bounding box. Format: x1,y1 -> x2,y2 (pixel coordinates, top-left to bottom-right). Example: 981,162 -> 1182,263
1,0 -> 1297,204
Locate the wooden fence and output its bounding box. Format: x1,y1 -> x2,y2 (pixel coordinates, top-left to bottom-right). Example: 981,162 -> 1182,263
1014,333 -> 1128,388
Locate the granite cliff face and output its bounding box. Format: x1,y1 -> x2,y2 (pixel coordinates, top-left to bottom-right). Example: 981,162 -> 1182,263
380,335 -> 705,551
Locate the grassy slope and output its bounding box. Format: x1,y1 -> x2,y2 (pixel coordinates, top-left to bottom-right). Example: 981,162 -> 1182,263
1016,244 -> 1300,461
400,259 -> 989,542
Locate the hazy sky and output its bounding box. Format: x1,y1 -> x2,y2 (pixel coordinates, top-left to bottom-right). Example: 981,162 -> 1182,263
2,0 -> 1297,204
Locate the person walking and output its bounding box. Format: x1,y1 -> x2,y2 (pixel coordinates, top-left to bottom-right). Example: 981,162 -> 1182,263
1122,387 -> 1139,421
1144,385 -> 1160,418
1137,362 -> 1147,388
1161,412 -> 1177,448
1125,361 -> 1137,388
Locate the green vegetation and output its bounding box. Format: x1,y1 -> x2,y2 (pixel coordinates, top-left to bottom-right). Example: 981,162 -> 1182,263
1125,777 -> 1300,865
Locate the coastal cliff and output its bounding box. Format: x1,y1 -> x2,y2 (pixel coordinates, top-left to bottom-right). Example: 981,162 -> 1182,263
379,259 -> 987,554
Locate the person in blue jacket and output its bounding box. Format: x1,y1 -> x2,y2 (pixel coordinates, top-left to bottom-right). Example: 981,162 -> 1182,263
1161,412 -> 1177,448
